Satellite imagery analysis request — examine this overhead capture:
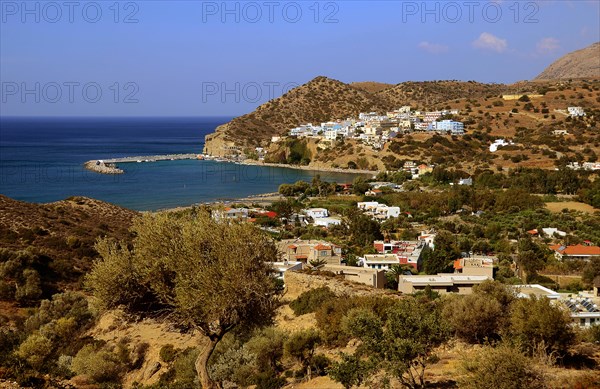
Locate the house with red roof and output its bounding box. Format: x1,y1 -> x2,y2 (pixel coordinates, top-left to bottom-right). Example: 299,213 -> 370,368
549,243 -> 600,261
278,239 -> 343,266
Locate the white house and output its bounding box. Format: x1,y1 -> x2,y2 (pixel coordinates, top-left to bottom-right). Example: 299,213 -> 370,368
358,202 -> 400,220
357,201 -> 381,211
419,232 -> 436,249
568,107 -> 585,117
431,120 -> 464,134
490,139 -> 513,152
270,261 -> 303,281
362,254 -> 399,270
541,228 -> 567,237
375,205 -> 400,219
423,111 -> 443,123
324,129 -> 338,140
313,217 -> 342,228
304,208 -> 329,219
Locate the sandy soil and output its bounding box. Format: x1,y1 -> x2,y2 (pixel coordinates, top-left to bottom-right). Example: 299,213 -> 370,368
88,310 -> 204,388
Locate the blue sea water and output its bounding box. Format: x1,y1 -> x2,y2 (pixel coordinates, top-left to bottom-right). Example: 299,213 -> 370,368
0,117 -> 362,211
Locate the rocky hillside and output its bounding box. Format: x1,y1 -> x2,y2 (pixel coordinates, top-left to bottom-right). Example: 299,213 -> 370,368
536,42 -> 600,80
376,80 -> 507,108
349,81 -> 394,93
0,195 -> 137,302
204,76 -> 394,156
203,77 -> 512,157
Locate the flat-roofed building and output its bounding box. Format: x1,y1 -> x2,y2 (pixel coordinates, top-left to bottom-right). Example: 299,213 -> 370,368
398,274 -> 490,294
454,256 -> 495,278
363,254 -> 399,271
323,264 -> 386,289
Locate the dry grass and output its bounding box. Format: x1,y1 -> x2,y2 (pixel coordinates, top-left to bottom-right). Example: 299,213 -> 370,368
545,201 -> 599,214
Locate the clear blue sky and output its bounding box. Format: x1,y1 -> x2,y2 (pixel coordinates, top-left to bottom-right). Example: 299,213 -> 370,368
1,0 -> 599,116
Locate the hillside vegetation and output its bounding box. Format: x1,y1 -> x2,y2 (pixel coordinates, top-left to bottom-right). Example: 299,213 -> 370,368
0,195 -> 136,306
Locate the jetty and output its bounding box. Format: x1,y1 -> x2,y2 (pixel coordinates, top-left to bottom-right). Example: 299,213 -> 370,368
84,153 -> 200,175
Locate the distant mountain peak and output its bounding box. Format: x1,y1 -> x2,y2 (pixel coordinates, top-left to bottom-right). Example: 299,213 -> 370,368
535,42 -> 600,80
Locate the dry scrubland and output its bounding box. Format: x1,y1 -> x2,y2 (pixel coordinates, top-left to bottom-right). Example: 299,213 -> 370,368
545,201 -> 599,214
60,271 -> 600,389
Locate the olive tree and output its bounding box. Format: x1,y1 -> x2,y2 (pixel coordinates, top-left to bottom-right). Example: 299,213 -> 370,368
509,295 -> 574,356
86,211 -> 280,389
341,298 -> 449,388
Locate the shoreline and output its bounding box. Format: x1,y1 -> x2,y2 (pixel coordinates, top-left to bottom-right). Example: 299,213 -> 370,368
239,159 -> 376,175
154,192 -> 285,214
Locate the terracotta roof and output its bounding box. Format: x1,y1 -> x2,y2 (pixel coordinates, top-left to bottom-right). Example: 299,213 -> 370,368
527,229 -> 539,235
313,244 -> 332,250
288,245 -> 297,249
551,244 -> 600,256
295,255 -> 308,259
453,259 -> 462,270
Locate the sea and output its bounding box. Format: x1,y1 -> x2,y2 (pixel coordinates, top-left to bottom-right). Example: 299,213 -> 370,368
0,117 -> 363,211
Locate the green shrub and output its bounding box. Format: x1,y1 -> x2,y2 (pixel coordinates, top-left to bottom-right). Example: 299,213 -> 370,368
284,329 -> 321,379
460,343 -> 543,389
443,294 -> 503,343
156,347 -> 200,389
289,287 -> 336,316
159,344 -> 177,363
71,344 -> 129,384
16,333 -> 53,370
316,296 -> 396,346
509,295 -> 574,355
209,344 -> 256,387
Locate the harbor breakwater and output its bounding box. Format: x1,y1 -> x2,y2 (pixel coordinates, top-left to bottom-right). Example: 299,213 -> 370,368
84,153 -> 376,177
84,153 -> 199,174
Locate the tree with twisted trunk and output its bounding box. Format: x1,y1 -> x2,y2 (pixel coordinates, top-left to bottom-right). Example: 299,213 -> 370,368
86,211 -> 280,388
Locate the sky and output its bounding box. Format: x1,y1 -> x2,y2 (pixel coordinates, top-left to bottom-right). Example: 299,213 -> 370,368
1,0 -> 599,117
